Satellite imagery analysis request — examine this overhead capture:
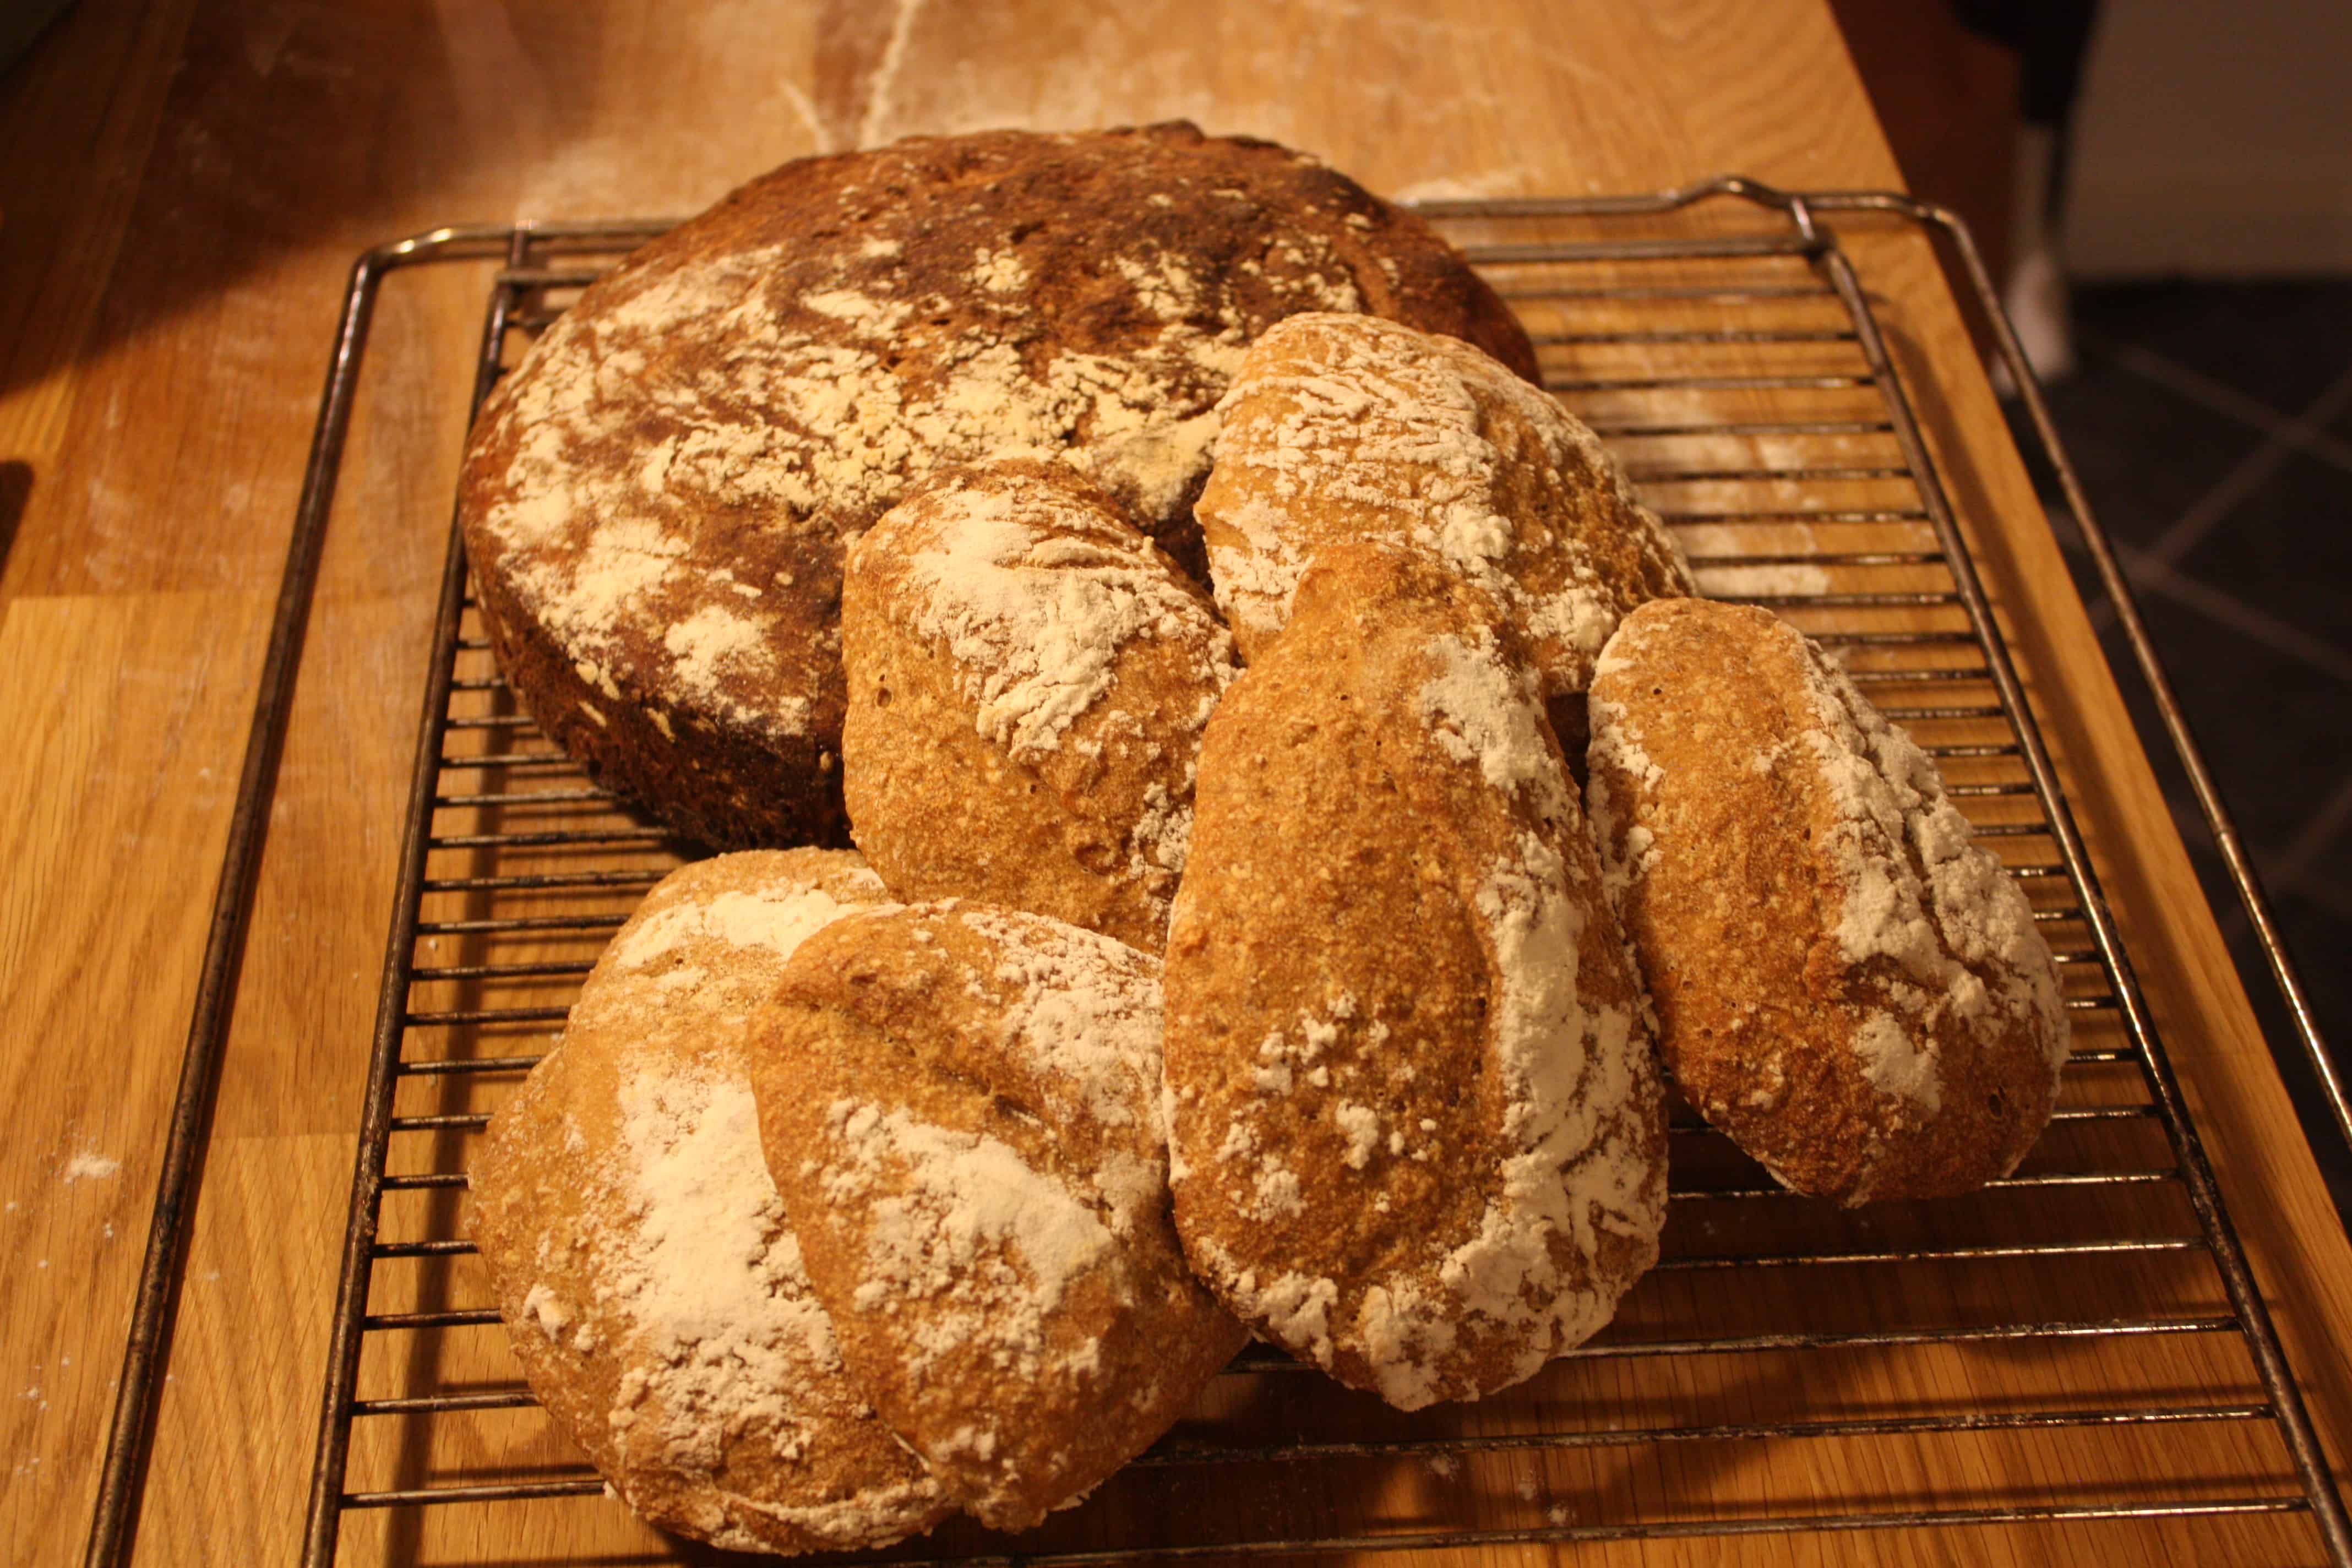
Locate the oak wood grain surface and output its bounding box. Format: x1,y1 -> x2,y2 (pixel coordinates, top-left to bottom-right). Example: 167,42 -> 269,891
1,4 -> 2343,1567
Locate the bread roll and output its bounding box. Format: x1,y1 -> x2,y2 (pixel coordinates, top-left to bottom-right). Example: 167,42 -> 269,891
749,902 -> 1247,1530
1195,312 -> 1693,742
1162,546 -> 1668,1410
466,851 -> 951,1555
1585,598 -> 2070,1204
841,459 -> 1236,950
458,124 -> 1537,847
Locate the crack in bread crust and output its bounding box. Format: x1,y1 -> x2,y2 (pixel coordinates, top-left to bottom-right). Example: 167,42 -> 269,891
752,901 -> 1248,1530
842,459 -> 1236,949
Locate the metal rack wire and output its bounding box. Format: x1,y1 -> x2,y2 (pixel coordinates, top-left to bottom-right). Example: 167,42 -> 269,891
81,183 -> 2352,1567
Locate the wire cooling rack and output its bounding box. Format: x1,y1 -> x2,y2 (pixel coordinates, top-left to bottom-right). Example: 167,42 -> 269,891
81,182 -> 2352,1567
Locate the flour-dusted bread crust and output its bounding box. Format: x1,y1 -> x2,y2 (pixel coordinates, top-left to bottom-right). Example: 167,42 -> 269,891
841,460 -> 1236,951
1162,547 -> 1667,1411
1195,312 -> 1694,736
459,124 -> 1536,848
749,903 -> 1247,1531
1586,598 -> 2070,1205
466,851 -> 952,1555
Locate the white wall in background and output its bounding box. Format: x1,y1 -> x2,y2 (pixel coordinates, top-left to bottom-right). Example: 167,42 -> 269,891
2064,0 -> 2352,276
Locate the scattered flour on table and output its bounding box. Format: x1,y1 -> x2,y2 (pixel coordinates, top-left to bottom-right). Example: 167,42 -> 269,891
1389,171 -> 1534,203
1691,562 -> 1831,598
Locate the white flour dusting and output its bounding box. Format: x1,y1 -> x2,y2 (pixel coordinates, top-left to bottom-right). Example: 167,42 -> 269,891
1852,1010 -> 1942,1112
61,1153 -> 120,1183
476,176 -> 1291,728
604,1070 -> 842,1468
470,127 -> 1499,815
955,907 -> 1168,1134
852,466 -> 1236,938
1179,620 -> 1662,1409
1340,814 -> 1652,1409
1384,632 -> 1659,1406
1797,633 -> 2067,1087
1192,1230 -> 1340,1373
870,482 -> 1233,758
780,900 -> 1189,1509
607,879 -> 880,973
1586,606 -> 2068,1175
1418,625 -> 1574,816
820,1101 -> 1119,1378
476,854 -> 950,1551
1199,312 -> 1690,693
1692,562 -> 1831,598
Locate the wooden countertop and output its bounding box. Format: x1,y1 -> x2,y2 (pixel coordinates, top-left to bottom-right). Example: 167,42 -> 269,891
2,3 -> 2343,1565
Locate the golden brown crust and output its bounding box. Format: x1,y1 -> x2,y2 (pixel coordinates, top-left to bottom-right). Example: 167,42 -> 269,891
748,902 -> 1247,1531
841,459 -> 1235,951
1161,547 -> 1667,1410
1585,598 -> 2070,1204
1195,313 -> 1694,706
458,124 -> 1535,848
465,851 -> 953,1555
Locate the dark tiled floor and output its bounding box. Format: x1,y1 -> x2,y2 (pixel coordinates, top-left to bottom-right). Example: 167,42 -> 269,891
2028,279 -> 2352,1216
2038,367 -> 2262,542
2128,594 -> 2351,848
2073,281 -> 2352,412
2169,450 -> 2352,668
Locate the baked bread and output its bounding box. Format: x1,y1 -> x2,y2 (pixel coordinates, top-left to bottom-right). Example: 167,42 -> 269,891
1194,311 -> 1694,752
466,851 -> 951,1554
749,902 -> 1247,1531
459,124 -> 1537,848
1161,546 -> 1668,1410
841,459 -> 1236,951
1585,598 -> 2070,1204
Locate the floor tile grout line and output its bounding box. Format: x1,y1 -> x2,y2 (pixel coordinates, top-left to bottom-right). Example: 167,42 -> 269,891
2277,355 -> 2352,470
2118,541 -> 2352,684
2138,357 -> 2352,573
2267,775 -> 2352,901
2091,334 -> 2352,482
2082,331 -> 2306,438
2139,434 -> 2303,576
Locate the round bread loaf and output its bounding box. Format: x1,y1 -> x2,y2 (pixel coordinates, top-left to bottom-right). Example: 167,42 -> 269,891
1585,598 -> 2070,1204
841,458 -> 1236,951
466,851 -> 952,1554
459,124 -> 1537,849
748,902 -> 1248,1531
1194,311 -> 1694,752
1162,546 -> 1668,1411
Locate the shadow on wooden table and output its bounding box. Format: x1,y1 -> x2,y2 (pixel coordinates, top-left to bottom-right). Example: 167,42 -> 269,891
0,459 -> 29,573
0,0 -> 910,405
